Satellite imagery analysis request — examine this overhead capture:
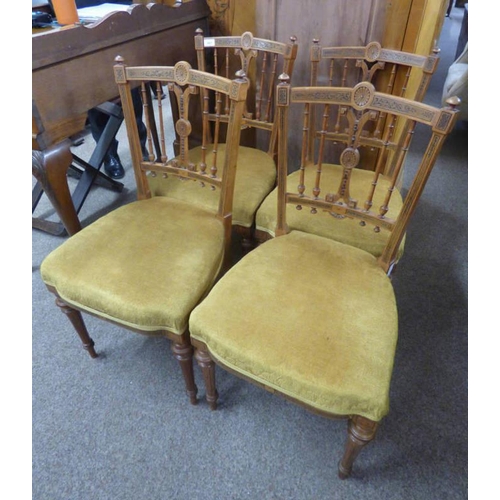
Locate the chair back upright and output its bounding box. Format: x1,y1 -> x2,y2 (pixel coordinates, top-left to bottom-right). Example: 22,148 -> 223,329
274,76 -> 460,274
195,29 -> 298,157
114,57 -> 249,241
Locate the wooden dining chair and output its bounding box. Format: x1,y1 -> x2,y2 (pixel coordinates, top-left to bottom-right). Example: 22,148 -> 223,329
147,29 -> 298,250
254,41 -> 440,260
189,75 -> 459,477
40,59 -> 248,404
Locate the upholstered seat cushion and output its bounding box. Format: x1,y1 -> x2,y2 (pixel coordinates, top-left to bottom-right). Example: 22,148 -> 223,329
190,231 -> 398,422
148,144 -> 277,228
256,164 -> 405,259
41,197 -> 225,335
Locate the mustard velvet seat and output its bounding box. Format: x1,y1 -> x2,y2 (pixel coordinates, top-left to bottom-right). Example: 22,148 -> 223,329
41,197 -> 225,335
190,231 -> 398,422
148,144 -> 277,229
255,164 -> 405,259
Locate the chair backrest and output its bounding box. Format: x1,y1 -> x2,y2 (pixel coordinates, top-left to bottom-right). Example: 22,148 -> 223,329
309,41 -> 441,176
274,75 -> 459,274
310,40 -> 440,101
113,57 -> 248,228
194,29 -> 298,155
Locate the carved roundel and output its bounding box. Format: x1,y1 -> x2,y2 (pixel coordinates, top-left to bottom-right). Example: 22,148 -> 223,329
113,66 -> 126,84
241,31 -> 254,50
365,41 -> 381,62
174,61 -> 192,85
352,82 -> 375,109
175,118 -> 192,137
340,147 -> 360,169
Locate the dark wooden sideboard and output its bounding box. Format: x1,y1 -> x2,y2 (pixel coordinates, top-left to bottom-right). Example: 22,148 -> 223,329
32,0 -> 211,235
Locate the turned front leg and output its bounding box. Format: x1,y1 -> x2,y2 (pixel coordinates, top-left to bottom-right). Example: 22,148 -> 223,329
194,348 -> 218,410
338,415 -> 378,479
55,298 -> 98,358
172,342 -> 198,405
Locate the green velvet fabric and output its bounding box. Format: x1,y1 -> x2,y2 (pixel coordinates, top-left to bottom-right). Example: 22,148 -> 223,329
41,197 -> 225,335
190,231 -> 398,422
256,164 -> 405,259
148,144 -> 277,228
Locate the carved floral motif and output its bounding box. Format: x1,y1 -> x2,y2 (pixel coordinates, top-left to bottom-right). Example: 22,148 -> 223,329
340,148 -> 360,169
379,49 -> 425,67
175,118 -> 192,137
174,61 -> 191,85
277,86 -> 289,106
365,41 -> 381,62
127,67 -> 175,81
292,88 -> 351,103
252,38 -> 287,54
241,31 -> 253,50
353,83 -> 375,108
371,95 -> 436,122
436,111 -> 453,132
114,65 -> 126,83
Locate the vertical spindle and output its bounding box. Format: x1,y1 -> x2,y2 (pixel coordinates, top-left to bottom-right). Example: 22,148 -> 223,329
156,82 -> 167,163
141,82 -> 154,161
